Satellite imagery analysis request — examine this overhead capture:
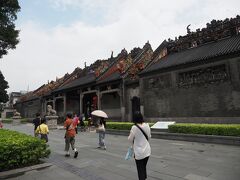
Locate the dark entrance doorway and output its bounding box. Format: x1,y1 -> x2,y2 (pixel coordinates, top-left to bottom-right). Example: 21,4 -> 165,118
131,96 -> 140,120
82,93 -> 98,119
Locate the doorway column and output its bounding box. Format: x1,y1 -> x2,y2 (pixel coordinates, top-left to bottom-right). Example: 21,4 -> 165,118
80,93 -> 83,115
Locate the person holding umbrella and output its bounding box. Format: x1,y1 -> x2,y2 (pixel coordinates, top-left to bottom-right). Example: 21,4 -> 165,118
91,110 -> 108,150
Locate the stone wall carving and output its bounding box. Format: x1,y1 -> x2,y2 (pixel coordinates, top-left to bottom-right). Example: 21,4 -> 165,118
178,64 -> 229,88
147,74 -> 171,89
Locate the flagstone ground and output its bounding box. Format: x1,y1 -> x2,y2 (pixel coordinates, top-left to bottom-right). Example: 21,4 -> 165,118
2,123 -> 240,180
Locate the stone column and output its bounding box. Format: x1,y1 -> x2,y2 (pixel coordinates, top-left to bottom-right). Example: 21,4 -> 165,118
80,93 -> 83,115
41,99 -> 44,116
139,78 -> 144,116
44,101 -> 47,114
171,72 -> 177,88
53,98 -> 56,110
118,89 -> 125,121
97,89 -> 101,110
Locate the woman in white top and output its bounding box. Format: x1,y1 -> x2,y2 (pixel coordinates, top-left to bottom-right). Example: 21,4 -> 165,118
97,117 -> 107,150
128,111 -> 151,180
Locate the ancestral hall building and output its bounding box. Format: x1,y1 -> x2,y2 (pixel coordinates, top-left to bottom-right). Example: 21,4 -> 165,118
15,16 -> 240,123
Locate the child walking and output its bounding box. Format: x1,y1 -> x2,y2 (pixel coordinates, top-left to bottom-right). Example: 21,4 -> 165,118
35,117 -> 49,143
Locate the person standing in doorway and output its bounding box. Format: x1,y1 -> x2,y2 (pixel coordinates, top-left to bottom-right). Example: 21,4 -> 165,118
128,111 -> 151,180
32,113 -> 41,137
64,113 -> 78,158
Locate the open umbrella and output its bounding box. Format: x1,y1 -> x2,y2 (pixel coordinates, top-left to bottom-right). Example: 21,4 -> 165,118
91,110 -> 108,118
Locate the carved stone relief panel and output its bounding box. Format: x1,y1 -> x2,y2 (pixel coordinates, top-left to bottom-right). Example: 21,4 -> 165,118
147,74 -> 171,89
177,64 -> 229,88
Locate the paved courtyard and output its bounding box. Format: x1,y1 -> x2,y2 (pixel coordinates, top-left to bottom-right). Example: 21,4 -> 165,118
3,123 -> 240,180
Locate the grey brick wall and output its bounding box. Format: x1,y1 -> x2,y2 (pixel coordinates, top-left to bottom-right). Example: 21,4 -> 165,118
142,57 -> 240,120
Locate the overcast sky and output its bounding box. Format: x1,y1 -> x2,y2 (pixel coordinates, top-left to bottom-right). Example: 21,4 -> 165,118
1,0 -> 240,93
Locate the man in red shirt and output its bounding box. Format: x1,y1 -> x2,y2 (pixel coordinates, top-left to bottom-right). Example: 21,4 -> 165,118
64,113 -> 78,158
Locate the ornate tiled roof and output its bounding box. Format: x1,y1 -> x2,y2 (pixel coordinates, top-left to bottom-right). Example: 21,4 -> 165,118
125,42 -> 153,79
142,15 -> 240,75
19,67 -> 83,101
19,15 -> 240,101
97,42 -> 153,84
142,35 -> 240,75
53,58 -> 114,92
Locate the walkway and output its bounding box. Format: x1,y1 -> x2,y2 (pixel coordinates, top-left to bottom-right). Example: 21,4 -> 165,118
3,123 -> 240,180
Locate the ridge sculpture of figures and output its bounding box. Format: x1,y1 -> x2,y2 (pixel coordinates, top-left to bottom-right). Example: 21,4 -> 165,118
187,24 -> 191,34
47,105 -> 57,116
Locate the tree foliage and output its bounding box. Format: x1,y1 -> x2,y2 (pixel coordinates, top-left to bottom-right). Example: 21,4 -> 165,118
0,0 -> 21,58
0,71 -> 9,103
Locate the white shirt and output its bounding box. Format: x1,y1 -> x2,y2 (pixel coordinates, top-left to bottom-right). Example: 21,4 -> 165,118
97,124 -> 105,132
128,123 -> 151,160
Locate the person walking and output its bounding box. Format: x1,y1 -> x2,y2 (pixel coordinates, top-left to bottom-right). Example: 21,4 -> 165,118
128,111 -> 151,180
32,113 -> 41,137
73,113 -> 80,134
35,118 -> 49,143
97,117 -> 106,150
79,114 -> 86,132
64,113 -> 78,158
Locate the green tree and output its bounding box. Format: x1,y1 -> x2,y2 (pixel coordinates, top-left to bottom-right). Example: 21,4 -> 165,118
0,71 -> 9,103
0,0 -> 21,58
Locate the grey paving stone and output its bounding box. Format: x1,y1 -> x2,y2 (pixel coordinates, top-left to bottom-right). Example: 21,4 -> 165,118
3,123 -> 240,180
148,170 -> 185,180
184,174 -> 216,180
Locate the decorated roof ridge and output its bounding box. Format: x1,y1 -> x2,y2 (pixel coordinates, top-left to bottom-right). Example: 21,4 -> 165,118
88,59 -> 111,74
53,56 -> 118,92
120,42 -> 152,79
146,15 -> 240,68
132,41 -> 153,64
57,67 -> 84,88
151,40 -> 168,61
19,66 -> 84,101
34,68 -> 80,96
150,15 -> 240,66
94,58 -> 116,78
124,42 -> 154,79
141,34 -> 240,75
96,48 -> 129,81
143,40 -> 168,71
97,42 -> 154,82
